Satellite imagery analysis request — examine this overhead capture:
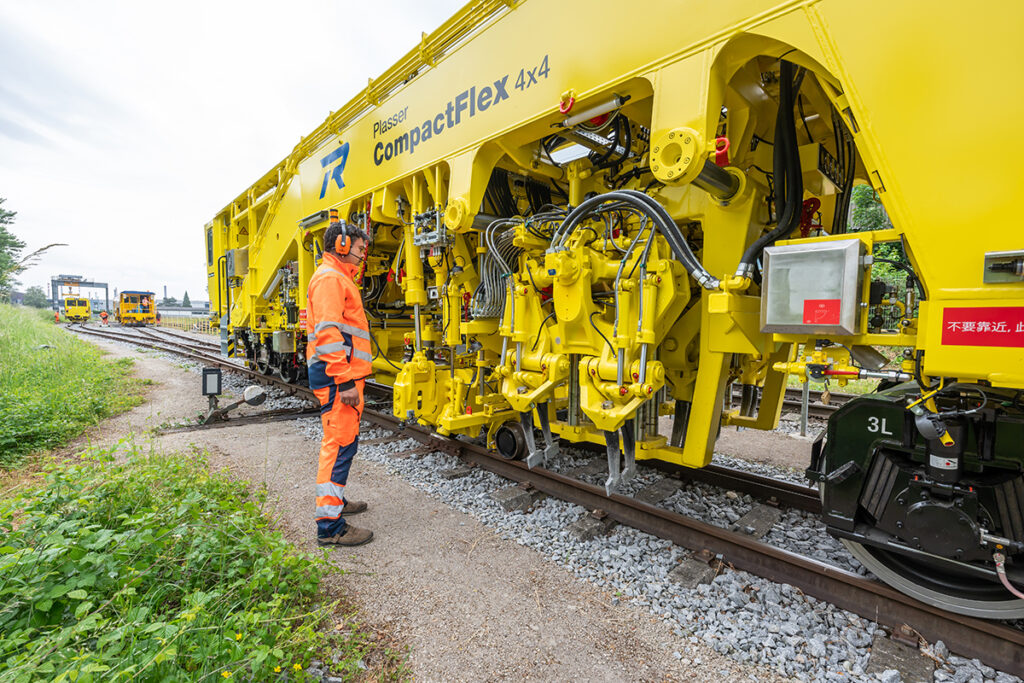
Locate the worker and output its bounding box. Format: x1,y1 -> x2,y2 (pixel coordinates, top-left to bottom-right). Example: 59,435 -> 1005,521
54,310 -> 59,323
306,214 -> 374,547
100,310 -> 109,326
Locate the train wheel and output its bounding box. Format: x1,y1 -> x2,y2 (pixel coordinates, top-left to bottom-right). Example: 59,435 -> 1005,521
280,363 -> 298,384
494,421 -> 527,460
818,482 -> 1024,619
839,539 -> 1024,619
255,350 -> 272,376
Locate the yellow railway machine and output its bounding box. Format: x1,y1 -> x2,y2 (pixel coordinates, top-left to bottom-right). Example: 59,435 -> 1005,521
61,297 -> 91,323
205,0 -> 1024,618
116,290 -> 157,326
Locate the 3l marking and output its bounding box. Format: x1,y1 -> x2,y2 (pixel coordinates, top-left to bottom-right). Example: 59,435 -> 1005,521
867,416 -> 893,435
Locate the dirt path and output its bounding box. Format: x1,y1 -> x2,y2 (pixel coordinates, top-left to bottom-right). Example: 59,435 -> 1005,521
77,338 -> 787,682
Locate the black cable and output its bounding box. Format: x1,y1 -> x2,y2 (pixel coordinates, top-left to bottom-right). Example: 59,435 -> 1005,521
935,385 -> 988,418
914,350 -> 940,392
531,310 -> 557,351
588,311 -> 616,355
873,258 -> 925,299
797,95 -> 812,144
736,60 -> 803,280
369,328 -> 402,370
525,261 -> 543,296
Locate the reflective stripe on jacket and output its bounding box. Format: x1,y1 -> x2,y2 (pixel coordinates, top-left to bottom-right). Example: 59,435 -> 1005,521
305,252 -> 372,390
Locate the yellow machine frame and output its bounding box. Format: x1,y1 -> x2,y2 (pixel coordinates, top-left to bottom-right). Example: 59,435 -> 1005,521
205,0 -> 1024,471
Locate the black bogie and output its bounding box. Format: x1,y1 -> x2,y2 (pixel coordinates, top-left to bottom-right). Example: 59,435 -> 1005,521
813,385 -> 1024,586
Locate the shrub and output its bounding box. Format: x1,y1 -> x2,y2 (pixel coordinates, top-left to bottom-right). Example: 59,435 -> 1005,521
0,442 -> 377,681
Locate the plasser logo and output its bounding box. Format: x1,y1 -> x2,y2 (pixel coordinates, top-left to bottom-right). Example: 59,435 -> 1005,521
319,143 -> 350,199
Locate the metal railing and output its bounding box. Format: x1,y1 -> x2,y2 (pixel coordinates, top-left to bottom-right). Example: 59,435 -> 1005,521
157,315 -> 216,336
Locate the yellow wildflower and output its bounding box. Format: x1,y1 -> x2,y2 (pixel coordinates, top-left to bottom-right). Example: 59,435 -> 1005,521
293,663 -> 303,671
221,672 -> 232,679
235,633 -> 242,641
274,666 -> 282,673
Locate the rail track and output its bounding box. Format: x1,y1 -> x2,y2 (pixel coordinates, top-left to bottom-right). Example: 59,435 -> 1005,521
69,323 -> 1024,673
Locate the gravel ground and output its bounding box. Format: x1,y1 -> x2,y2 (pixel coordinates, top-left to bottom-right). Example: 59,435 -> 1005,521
75,336 -> 779,681
72,331 -> 1024,682
291,419 -> 1023,683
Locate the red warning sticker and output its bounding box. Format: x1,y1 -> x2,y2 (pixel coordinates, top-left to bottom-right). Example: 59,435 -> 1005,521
803,299 -> 841,325
942,306 -> 1024,347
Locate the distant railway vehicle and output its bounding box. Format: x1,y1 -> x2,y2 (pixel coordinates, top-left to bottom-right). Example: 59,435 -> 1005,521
61,297 -> 91,323
206,0 -> 1024,617
116,291 -> 157,326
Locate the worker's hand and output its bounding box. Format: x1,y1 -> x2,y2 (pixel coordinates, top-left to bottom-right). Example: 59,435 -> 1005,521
338,386 -> 360,406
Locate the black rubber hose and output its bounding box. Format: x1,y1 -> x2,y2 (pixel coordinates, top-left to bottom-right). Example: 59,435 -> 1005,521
735,61 -> 803,279
873,257 -> 925,299
555,189 -> 716,288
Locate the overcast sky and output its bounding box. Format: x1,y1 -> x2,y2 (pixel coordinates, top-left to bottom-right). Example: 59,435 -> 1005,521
0,0 -> 465,305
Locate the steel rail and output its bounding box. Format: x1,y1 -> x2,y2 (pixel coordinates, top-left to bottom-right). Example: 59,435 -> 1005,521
133,327 -> 222,356
145,325 -> 220,349
358,408 -> 1024,674
156,407 -> 321,434
70,324 -> 1024,673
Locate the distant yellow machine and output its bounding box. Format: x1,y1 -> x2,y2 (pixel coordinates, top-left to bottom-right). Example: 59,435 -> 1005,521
206,0 -> 1024,617
61,297 -> 91,323
115,291 -> 156,326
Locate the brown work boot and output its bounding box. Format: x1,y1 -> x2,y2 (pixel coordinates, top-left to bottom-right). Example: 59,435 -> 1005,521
318,525 -> 373,547
341,500 -> 368,515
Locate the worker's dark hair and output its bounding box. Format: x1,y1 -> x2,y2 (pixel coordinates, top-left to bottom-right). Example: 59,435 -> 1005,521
324,221 -> 370,254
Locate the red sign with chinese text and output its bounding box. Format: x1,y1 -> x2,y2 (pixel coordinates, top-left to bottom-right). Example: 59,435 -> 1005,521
298,308 -> 307,327
803,299 -> 841,325
942,307 -> 1024,347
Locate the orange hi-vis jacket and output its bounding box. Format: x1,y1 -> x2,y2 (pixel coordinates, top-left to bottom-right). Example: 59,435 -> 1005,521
305,252 -> 373,441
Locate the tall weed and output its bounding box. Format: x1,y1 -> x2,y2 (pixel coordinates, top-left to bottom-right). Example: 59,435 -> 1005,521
0,305 -> 145,467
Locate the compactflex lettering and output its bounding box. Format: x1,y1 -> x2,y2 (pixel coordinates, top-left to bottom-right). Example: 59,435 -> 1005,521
373,76 -> 512,166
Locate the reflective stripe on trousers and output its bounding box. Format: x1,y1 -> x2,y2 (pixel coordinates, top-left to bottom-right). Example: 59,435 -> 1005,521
314,381 -> 362,538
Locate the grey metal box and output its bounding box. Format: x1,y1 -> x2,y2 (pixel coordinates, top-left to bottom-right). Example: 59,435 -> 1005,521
272,330 -> 295,353
761,238 -> 865,335
226,247 -> 249,278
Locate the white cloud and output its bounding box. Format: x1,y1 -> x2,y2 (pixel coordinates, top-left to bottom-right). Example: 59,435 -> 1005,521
0,0 -> 465,302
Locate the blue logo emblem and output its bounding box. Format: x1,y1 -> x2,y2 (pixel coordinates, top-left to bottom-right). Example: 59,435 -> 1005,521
319,143 -> 350,199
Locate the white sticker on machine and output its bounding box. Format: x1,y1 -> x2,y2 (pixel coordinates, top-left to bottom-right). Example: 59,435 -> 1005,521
929,454 -> 958,469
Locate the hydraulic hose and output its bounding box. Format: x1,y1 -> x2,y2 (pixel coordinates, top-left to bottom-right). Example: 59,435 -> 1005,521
553,189 -> 719,289
735,60 -> 803,281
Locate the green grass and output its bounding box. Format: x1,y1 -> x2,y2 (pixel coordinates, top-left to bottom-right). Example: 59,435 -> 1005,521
0,305 -> 147,468
0,442 -> 397,682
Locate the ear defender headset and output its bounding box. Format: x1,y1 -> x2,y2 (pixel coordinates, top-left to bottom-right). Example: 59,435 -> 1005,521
328,208 -> 352,256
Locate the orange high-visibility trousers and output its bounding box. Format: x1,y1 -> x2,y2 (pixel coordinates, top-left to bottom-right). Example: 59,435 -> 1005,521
314,379 -> 363,537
